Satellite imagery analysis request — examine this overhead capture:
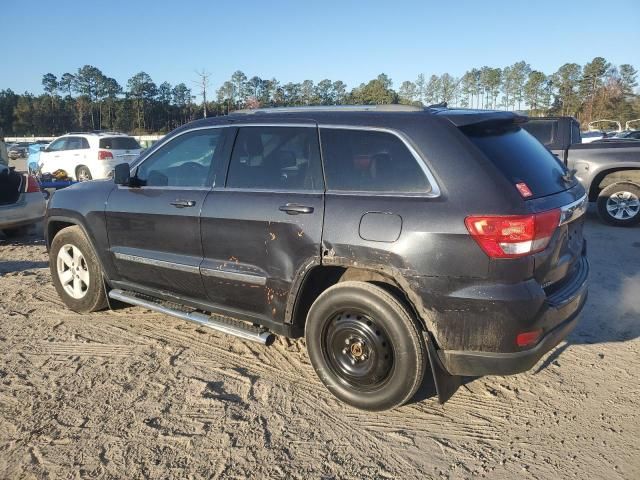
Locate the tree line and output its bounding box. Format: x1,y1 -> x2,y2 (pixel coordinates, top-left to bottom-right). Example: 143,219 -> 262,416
0,56 -> 637,136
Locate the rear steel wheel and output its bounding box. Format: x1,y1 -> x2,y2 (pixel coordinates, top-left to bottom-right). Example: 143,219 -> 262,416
306,281 -> 426,411
324,311 -> 394,390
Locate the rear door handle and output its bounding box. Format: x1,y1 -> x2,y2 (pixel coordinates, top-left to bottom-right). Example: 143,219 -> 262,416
170,200 -> 196,208
279,203 -> 314,215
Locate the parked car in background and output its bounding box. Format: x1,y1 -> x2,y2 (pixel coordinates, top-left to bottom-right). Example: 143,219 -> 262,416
45,106 -> 589,411
611,130 -> 640,140
524,116 -> 640,226
0,164 -> 46,236
38,132 -> 142,181
8,142 -> 29,159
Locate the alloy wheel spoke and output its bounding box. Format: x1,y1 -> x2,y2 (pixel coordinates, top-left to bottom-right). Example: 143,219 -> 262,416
78,267 -> 90,286
59,249 -> 74,268
60,269 -> 74,286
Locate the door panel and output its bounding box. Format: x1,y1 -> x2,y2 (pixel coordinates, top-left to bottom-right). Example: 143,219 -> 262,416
106,188 -> 210,298
200,125 -> 325,323
200,190 -> 323,321
105,126 -> 234,300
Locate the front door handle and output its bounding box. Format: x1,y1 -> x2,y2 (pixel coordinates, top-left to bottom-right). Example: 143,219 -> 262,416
170,200 -> 196,208
279,203 -> 314,215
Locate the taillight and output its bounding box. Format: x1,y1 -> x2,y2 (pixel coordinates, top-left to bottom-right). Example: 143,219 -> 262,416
464,209 -> 561,259
98,150 -> 113,160
25,174 -> 41,193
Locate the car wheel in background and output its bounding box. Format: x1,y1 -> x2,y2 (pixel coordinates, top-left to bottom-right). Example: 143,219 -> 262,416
76,166 -> 93,182
597,182 -> 640,227
49,225 -> 107,313
305,281 -> 426,411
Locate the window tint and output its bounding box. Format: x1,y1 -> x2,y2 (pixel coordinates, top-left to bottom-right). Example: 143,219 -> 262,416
462,125 -> 574,199
100,137 -> 141,150
226,127 -> 323,190
136,129 -> 224,187
47,138 -> 67,151
321,128 -> 430,192
521,120 -> 558,146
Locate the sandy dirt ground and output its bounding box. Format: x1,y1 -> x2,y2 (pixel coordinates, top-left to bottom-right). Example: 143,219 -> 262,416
0,211 -> 638,479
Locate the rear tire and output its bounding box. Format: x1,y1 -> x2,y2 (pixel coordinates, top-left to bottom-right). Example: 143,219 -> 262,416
597,182 -> 640,227
49,225 -> 107,313
305,281 -> 426,411
76,165 -> 92,182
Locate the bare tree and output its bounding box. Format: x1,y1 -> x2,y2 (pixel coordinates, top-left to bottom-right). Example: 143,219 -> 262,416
193,69 -> 212,118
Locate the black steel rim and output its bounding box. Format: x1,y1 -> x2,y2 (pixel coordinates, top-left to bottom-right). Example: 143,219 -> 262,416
322,310 -> 394,391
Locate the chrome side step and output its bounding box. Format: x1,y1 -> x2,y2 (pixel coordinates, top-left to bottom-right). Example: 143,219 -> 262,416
108,289 -> 274,345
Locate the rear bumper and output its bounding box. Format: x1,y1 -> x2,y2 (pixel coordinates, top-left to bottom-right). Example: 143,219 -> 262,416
435,257 -> 589,376
0,193 -> 46,229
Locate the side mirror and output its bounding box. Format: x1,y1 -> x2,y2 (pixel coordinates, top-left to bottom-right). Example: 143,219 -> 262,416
113,163 -> 131,186
40,146 -> 46,152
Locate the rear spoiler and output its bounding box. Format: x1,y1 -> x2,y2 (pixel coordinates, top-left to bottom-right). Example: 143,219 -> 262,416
433,109 -> 528,128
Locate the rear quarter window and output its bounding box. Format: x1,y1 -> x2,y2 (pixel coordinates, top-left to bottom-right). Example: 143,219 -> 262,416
320,128 -> 431,193
100,137 -> 141,150
462,125 -> 573,199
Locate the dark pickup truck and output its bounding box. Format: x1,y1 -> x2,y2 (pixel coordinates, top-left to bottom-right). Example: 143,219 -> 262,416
523,116 -> 640,226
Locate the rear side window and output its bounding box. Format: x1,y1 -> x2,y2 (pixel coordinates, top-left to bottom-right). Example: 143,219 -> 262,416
226,126 -> 323,191
100,137 -> 141,150
321,128 -> 430,193
521,120 -> 558,146
462,125 -> 573,199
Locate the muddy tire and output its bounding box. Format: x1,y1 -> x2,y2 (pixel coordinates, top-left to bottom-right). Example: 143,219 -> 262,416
305,281 -> 426,411
597,182 -> 640,227
50,225 -> 107,313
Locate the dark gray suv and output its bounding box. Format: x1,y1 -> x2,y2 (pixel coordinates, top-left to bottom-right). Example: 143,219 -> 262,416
45,105 -> 589,411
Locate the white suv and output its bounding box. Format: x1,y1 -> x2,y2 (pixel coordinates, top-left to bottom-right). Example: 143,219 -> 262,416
38,132 -> 142,181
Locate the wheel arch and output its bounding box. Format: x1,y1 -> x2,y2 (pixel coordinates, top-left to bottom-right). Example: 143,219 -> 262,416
589,167 -> 640,201
288,264 -> 430,335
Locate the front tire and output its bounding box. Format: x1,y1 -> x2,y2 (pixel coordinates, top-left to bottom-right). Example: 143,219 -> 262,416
49,225 -> 107,313
305,281 -> 426,411
597,182 -> 640,227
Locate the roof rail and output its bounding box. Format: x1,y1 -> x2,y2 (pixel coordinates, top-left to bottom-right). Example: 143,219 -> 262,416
64,130 -> 127,136
230,105 -> 425,115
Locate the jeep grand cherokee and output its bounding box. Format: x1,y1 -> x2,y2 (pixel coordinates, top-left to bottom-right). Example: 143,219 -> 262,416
45,105 -> 588,411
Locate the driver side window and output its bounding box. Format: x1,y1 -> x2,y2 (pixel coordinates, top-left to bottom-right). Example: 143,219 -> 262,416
47,138 -> 68,152
136,128 -> 225,187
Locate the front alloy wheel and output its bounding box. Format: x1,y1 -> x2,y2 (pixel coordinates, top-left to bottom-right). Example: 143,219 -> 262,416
49,225 -> 108,313
56,244 -> 90,299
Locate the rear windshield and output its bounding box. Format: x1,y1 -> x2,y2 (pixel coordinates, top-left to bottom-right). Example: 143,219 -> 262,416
99,137 -> 141,150
462,124 -> 574,199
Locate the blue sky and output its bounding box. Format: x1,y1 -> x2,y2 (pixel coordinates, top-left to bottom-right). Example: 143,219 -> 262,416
3,0 -> 639,97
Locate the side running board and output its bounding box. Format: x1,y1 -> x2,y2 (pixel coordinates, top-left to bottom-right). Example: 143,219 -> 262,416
108,289 -> 274,345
